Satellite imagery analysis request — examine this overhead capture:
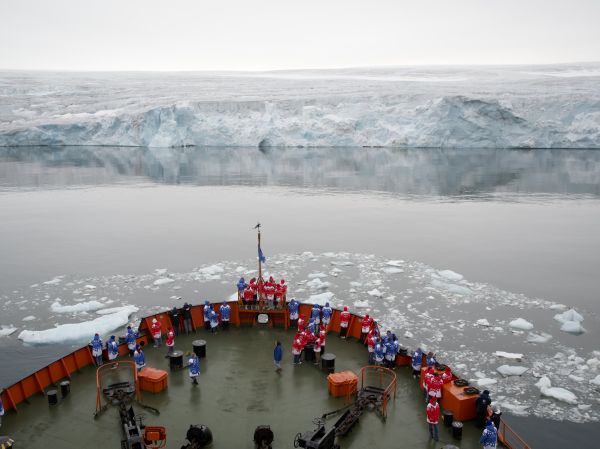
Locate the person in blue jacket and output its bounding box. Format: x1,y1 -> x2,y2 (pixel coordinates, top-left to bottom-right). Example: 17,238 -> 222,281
273,341 -> 283,373
203,300 -> 212,330
236,277 -> 247,300
384,337 -> 396,368
133,345 -> 145,372
126,326 -> 137,356
374,338 -> 386,365
220,302 -> 231,330
426,352 -> 437,367
311,304 -> 321,324
91,333 -> 103,366
188,352 -> 200,385
322,303 -> 333,329
107,335 -> 119,367
209,310 -> 219,334
288,298 -> 299,327
411,347 -> 423,378
480,420 -> 498,448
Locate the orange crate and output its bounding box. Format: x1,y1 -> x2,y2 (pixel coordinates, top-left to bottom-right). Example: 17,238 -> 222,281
327,371 -> 358,397
138,367 -> 169,393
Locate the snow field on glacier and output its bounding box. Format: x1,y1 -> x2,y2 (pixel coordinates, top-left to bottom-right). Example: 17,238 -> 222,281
0,251 -> 598,422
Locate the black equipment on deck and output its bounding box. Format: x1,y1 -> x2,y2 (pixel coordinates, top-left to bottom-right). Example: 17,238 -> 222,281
321,353 -> 335,374
294,419 -> 338,449
181,424 -> 213,449
253,425 -> 274,449
169,351 -> 184,370
47,389 -> 58,406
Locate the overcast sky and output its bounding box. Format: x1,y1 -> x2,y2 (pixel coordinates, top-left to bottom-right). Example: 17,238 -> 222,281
1,0 -> 599,71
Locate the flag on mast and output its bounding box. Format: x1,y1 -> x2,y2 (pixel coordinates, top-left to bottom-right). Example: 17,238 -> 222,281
258,246 -> 266,264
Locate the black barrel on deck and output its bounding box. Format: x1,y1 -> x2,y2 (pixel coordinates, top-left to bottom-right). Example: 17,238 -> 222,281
193,340 -> 207,358
452,421 -> 463,439
47,389 -> 58,406
169,350 -> 184,369
321,353 -> 336,373
304,344 -> 315,362
60,380 -> 70,398
443,410 -> 454,427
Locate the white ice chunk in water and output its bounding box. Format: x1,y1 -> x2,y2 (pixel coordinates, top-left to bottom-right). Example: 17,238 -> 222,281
84,284 -> 96,290
553,308 -> 584,323
153,277 -> 175,286
535,376 -> 578,404
18,306 -> 139,345
385,260 -> 405,267
494,351 -> 523,360
404,331 -> 414,339
438,270 -> 464,281
473,377 -> 498,387
354,300 -> 369,308
497,365 -> 529,377
367,289 -> 383,297
306,278 -> 331,290
198,264 -> 225,275
307,291 -> 334,306
527,332 -> 553,343
43,277 -> 63,285
154,268 -> 168,275
307,272 -> 328,279
382,267 -> 404,274
591,375 -> 600,386
509,318 -> 534,330
0,326 -> 17,337
51,300 -> 105,313
476,319 -> 491,327
560,321 -> 586,334
22,315 -> 36,321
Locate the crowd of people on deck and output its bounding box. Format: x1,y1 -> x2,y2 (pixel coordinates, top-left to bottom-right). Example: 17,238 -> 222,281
238,276 -> 287,309
82,272 -> 499,448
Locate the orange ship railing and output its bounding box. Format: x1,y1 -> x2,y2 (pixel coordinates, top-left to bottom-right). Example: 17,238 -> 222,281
359,365 -> 397,418
498,419 -> 532,449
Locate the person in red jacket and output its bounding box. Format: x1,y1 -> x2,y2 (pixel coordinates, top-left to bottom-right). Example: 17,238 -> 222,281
428,372 -> 443,400
243,285 -> 254,309
292,332 -> 303,365
297,315 -> 306,332
367,330 -> 377,364
264,282 -> 276,308
339,306 -> 351,339
151,318 -> 162,347
442,366 -> 453,384
279,279 -> 287,307
360,314 -> 372,344
423,366 -> 434,402
165,327 -> 175,358
426,396 -> 440,442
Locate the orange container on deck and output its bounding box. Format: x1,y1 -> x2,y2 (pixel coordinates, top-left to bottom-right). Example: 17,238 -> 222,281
138,367 -> 169,393
327,371 -> 358,397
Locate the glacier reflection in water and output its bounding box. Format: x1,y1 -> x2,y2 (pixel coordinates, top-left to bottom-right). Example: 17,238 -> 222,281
1,146 -> 599,198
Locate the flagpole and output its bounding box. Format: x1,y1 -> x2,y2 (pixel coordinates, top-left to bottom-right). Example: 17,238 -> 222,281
258,226 -> 262,281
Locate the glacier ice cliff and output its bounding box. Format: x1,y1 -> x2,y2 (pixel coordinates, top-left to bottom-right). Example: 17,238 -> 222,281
1,65 -> 599,148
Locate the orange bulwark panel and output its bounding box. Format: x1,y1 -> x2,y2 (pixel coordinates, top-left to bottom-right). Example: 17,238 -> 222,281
190,306 -> 204,330
329,309 -> 342,333
440,382 -> 477,421
328,371 -> 358,397
138,367 -> 169,393
395,355 -> 412,366
298,303 -> 312,321
346,314 -> 362,339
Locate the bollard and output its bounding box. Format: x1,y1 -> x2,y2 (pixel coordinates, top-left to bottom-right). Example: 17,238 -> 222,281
60,380 -> 70,398
193,340 -> 207,358
451,421 -> 463,440
321,353 -> 336,374
47,389 -> 58,406
169,350 -> 184,370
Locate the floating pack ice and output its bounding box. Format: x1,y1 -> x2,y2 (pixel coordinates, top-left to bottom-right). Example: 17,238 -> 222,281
153,277 -> 175,286
307,291 -> 334,306
497,365 -> 529,377
50,300 -> 105,313
0,326 -> 17,337
509,318 -> 534,330
553,308 -> 586,334
18,305 -> 138,345
535,376 -> 578,405
494,351 -> 523,360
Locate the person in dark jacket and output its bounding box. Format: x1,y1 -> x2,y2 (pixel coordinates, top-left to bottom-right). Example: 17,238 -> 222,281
169,307 -> 180,336
475,390 -> 493,429
182,302 -> 193,334
273,341 -> 283,373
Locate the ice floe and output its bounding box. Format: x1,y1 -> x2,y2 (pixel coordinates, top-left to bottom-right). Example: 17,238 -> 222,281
509,318 -> 534,330
367,289 -> 383,297
153,277 -> 175,286
0,326 -> 17,337
438,270 -> 464,281
554,308 -> 586,334
494,351 -> 523,360
497,365 -> 529,377
22,315 -> 36,321
591,375 -> 600,386
18,306 -> 139,345
51,300 -> 105,313
476,318 -> 491,327
353,300 -> 370,308
527,332 -> 553,344
535,376 -> 578,404
307,291 -> 334,306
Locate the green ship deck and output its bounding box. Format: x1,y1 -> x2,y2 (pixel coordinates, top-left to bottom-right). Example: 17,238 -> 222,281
2,326 -> 484,448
